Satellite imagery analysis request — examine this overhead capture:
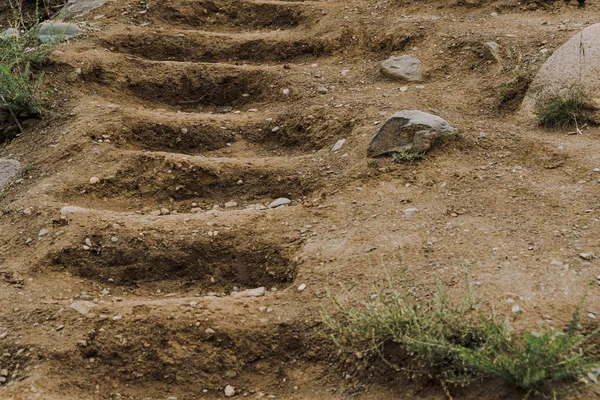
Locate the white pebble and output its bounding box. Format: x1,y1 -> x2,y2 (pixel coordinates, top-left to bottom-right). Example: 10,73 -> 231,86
224,385 -> 235,397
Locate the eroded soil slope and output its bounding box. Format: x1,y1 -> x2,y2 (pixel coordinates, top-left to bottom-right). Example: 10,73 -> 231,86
1,0 -> 600,399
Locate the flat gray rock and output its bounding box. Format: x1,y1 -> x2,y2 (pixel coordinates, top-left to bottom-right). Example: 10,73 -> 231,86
0,28 -> 19,40
0,159 -> 20,189
380,55 -> 422,82
70,300 -> 96,315
56,0 -> 111,20
522,23 -> 600,116
268,198 -> 291,208
368,110 -> 455,157
483,42 -> 502,62
38,21 -> 81,43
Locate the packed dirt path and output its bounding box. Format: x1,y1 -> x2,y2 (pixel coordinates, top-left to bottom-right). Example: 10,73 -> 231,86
1,0 -> 600,399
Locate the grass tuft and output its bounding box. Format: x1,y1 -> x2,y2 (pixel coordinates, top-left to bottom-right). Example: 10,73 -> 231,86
322,264 -> 600,397
538,90 -> 597,130
392,150 -> 426,162
0,22 -> 55,116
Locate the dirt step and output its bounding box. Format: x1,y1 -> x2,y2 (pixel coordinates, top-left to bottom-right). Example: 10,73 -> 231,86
49,233 -> 299,293
141,0 -> 314,32
60,151 -> 320,211
48,306 -> 322,399
54,50 -> 298,111
43,204 -> 305,293
86,105 -> 353,154
100,28 -> 336,63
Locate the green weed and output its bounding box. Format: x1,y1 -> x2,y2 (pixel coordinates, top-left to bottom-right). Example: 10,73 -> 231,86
0,21 -> 55,116
538,90 -> 597,130
322,265 -> 600,397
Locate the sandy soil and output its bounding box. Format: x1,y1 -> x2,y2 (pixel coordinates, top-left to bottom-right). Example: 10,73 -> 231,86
1,0 -> 600,399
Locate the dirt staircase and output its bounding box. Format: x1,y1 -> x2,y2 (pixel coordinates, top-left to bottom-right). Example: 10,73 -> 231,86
0,0 -> 360,398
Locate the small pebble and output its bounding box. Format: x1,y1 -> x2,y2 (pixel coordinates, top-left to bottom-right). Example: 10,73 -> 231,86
224,385 -> 235,397
297,284 -> 307,292
588,312 -> 597,320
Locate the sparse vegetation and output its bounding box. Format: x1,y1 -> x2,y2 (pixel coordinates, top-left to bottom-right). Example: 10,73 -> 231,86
538,90 -> 597,130
322,266 -> 600,397
0,21 -> 54,117
498,74 -> 532,113
392,150 -> 426,162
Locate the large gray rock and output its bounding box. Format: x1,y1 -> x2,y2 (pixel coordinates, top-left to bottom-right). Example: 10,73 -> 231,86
56,0 -> 111,20
38,22 -> 81,43
0,159 -> 20,189
380,55 -> 422,82
368,110 -> 455,157
522,23 -> 600,115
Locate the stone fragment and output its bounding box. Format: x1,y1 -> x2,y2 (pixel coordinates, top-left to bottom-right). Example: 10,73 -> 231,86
38,22 -> 81,43
268,198 -> 291,208
224,385 -> 235,397
380,55 -> 422,82
56,0 -> 111,20
0,159 -> 20,189
70,300 -> 96,315
367,110 -> 455,157
483,42 -> 502,63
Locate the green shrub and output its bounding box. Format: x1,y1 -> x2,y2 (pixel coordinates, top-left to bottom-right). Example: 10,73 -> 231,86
460,300 -> 600,397
0,21 -> 55,116
322,267 -> 600,397
538,90 -> 597,130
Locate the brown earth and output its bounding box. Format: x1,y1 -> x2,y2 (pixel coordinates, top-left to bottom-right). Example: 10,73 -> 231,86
1,0 -> 600,399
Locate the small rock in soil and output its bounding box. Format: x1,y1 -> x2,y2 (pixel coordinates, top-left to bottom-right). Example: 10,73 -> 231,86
38,229 -> 48,237
38,22 -> 81,43
224,201 -> 238,208
233,287 -> 266,298
70,300 -> 96,315
367,110 -> 455,157
331,139 -> 346,152
0,28 -> 18,40
380,55 -> 422,82
482,42 -> 502,62
580,252 -> 595,261
224,385 -> 235,397
0,159 -> 20,190
297,283 -> 307,292
89,177 -> 99,184
56,0 -> 111,19
511,305 -> 522,313
268,198 -> 291,208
